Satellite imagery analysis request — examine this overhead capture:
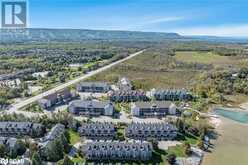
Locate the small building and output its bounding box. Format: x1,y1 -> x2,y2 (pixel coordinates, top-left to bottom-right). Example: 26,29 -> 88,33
125,122 -> 177,141
82,140 -> 152,161
0,122 -> 45,138
32,71 -> 50,78
150,88 -> 192,101
117,77 -> 133,91
42,123 -> 65,142
57,88 -> 75,103
39,124 -> 65,158
38,93 -> 58,109
76,82 -> 110,93
69,100 -> 114,116
78,122 -> 116,139
131,101 -> 177,118
109,90 -> 148,102
38,88 -> 74,109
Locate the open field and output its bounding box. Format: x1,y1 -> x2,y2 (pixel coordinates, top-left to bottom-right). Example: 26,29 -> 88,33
203,116 -> 248,165
175,51 -> 241,66
88,50 -> 200,89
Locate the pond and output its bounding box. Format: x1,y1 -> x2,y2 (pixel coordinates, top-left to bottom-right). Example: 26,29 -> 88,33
215,108 -> 248,124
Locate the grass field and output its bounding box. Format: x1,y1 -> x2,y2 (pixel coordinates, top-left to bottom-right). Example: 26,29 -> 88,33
67,130 -> 81,145
175,51 -> 240,66
88,50 -> 200,89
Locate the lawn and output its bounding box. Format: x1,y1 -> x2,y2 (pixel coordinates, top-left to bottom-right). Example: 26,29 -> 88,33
114,102 -> 130,113
67,130 -> 81,145
71,154 -> 85,164
167,145 -> 187,157
174,51 -> 238,66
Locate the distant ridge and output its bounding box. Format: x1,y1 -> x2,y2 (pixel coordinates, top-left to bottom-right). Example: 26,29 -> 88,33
0,28 -> 182,43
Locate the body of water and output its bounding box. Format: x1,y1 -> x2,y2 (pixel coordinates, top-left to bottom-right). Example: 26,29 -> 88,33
215,108 -> 248,123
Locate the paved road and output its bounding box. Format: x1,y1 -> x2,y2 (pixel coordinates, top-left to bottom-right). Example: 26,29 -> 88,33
8,50 -> 145,112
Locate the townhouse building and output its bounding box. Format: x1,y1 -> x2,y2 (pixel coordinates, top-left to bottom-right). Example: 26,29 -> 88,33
76,82 -> 110,93
150,88 -> 192,101
82,140 -> 152,161
131,101 -> 177,118
0,122 -> 45,138
78,122 -> 116,139
69,100 -> 114,116
109,90 -> 148,102
125,122 -> 178,140
38,88 -> 75,109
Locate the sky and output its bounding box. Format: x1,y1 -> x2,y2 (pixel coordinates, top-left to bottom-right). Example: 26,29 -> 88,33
18,0 -> 248,36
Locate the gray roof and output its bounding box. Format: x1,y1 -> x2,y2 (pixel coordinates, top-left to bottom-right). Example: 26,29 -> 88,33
84,140 -> 152,151
44,124 -> 65,141
69,100 -> 111,109
39,124 -> 65,148
154,89 -> 188,95
79,122 -> 115,130
110,90 -> 145,96
0,137 -> 7,145
133,101 -> 173,109
78,82 -> 109,88
6,138 -> 17,148
0,122 -> 42,130
127,122 -> 177,131
42,93 -> 57,101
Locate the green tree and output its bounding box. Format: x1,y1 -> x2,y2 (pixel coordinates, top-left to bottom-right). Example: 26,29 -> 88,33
60,134 -> 70,153
0,144 -> 6,157
183,142 -> 192,156
31,152 -> 42,165
16,140 -> 26,156
61,155 -> 73,165
167,153 -> 176,165
147,138 -> 158,150
176,118 -> 185,133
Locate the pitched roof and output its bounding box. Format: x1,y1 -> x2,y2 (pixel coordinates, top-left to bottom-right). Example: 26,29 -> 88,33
133,101 -> 173,109
69,100 -> 111,109
78,82 -> 109,88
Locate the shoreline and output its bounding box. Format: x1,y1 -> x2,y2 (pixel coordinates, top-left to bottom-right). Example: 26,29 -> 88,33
203,105 -> 248,165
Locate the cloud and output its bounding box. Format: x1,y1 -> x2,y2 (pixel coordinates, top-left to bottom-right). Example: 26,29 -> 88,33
144,16 -> 185,24
126,16 -> 185,30
173,24 -> 248,37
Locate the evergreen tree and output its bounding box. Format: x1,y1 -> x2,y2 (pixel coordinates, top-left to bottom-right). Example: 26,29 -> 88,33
32,152 -> 42,165
61,155 -> 73,165
16,140 -> 26,156
0,144 -> 6,157
183,142 -> 192,156
176,118 -> 185,133
167,153 -> 176,165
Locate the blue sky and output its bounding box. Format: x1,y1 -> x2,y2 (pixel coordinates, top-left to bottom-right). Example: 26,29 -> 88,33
26,0 -> 248,36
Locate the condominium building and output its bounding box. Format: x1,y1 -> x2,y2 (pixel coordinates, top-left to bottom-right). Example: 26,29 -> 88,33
125,122 -> 178,140
0,122 -> 45,137
131,101 -> 177,118
69,100 -> 114,116
76,82 -> 110,93
82,140 -> 152,161
78,122 -> 116,139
